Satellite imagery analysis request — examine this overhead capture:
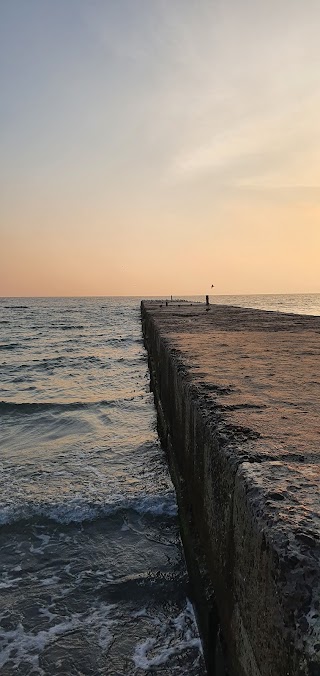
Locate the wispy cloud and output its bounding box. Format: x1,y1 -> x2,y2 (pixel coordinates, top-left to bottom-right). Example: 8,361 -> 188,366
170,102 -> 320,188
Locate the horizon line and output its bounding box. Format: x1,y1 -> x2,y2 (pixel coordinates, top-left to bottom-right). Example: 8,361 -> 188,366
1,291 -> 319,299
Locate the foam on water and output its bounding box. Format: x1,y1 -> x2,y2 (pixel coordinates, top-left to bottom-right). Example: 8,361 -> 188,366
0,603 -> 116,673
0,510 -> 204,674
0,550 -> 198,675
133,601 -> 202,670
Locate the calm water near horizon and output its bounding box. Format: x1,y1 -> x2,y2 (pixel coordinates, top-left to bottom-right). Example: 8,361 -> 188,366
0,293 -> 319,674
184,292 -> 320,316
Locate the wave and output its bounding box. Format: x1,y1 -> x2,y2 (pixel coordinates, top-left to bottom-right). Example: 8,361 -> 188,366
60,308 -> 81,313
0,493 -> 177,526
4,305 -> 28,309
0,395 -> 140,415
106,337 -> 141,346
60,325 -> 84,330
17,355 -> 112,370
0,343 -> 20,351
0,400 -> 92,414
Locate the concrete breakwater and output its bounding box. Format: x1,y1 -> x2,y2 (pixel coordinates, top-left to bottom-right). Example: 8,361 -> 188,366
141,301 -> 320,676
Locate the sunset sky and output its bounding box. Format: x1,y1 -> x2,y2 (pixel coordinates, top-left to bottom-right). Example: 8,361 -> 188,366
1,0 -> 319,296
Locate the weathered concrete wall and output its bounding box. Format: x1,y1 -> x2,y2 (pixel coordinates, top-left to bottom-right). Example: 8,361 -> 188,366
141,301 -> 320,676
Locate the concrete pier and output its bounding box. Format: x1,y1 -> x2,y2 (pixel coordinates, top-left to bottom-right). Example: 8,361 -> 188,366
141,301 -> 320,676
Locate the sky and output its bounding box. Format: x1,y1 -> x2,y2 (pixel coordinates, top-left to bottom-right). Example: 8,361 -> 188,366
1,0 -> 320,296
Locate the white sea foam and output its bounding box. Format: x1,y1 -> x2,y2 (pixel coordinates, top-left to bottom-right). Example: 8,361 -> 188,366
131,607 -> 148,618
0,581 -> 14,589
39,607 -> 57,623
0,572 -> 22,589
0,603 -> 116,671
0,618 -> 80,671
39,575 -> 61,587
132,601 -> 202,670
134,636 -> 202,668
30,533 -> 51,554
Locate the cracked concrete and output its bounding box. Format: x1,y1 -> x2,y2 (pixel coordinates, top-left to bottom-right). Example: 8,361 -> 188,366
141,301 -> 320,676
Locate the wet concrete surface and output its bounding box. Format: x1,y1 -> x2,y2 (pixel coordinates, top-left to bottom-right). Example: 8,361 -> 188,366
141,301 -> 320,676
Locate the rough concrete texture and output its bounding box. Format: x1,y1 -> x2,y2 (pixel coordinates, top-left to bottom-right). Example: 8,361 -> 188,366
141,301 -> 320,676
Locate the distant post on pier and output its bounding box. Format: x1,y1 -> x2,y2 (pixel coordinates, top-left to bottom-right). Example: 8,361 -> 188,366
206,295 -> 209,306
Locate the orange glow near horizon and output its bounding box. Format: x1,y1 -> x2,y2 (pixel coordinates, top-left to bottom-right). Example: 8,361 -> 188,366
2,194 -> 319,297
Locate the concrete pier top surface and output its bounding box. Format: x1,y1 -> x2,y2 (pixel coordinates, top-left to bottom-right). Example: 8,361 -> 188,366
145,302 -> 320,462
142,301 -> 320,675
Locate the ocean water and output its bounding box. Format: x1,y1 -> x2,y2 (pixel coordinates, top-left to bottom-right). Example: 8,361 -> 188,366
0,298 -> 204,676
184,293 -> 320,316
0,293 -> 319,675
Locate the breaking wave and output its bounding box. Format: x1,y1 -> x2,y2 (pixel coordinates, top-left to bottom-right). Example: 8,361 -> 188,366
0,493 -> 178,526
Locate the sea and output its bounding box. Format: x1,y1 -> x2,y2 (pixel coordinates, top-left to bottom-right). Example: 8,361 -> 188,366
0,293 -> 319,675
